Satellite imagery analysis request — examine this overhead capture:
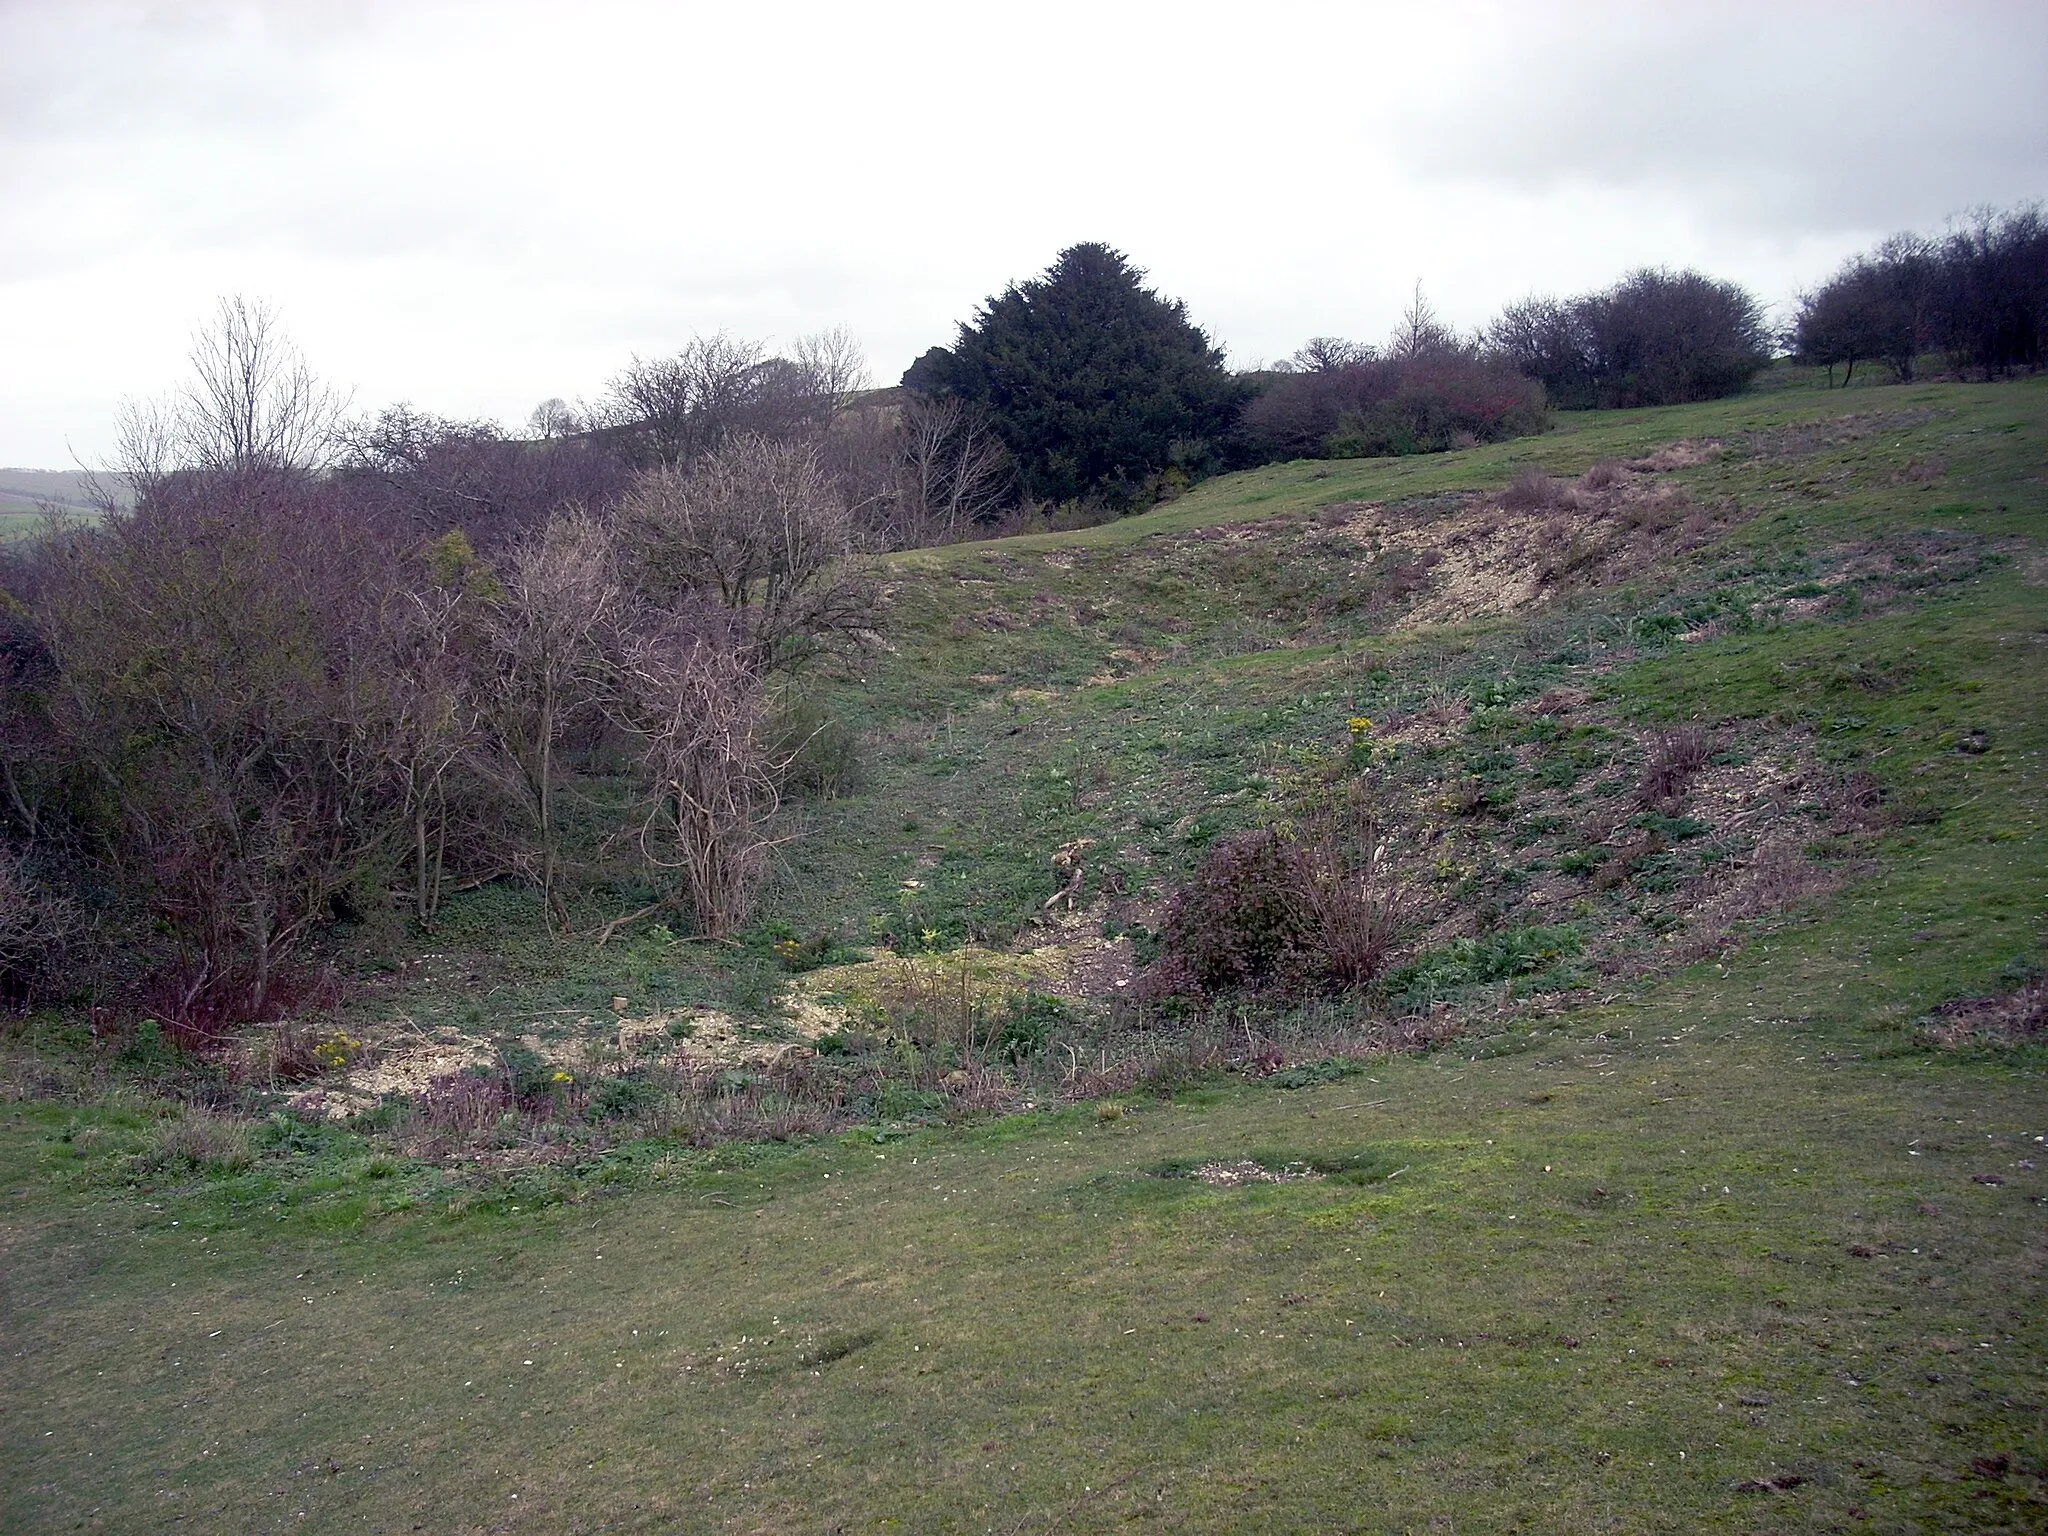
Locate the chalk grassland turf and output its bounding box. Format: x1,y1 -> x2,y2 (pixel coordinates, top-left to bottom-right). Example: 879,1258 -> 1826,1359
2,375 -> 2044,1531
4,961 -> 2045,1533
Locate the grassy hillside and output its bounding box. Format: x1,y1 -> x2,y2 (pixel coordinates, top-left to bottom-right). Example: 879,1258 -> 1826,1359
0,467 -> 110,541
3,377 -> 2045,1532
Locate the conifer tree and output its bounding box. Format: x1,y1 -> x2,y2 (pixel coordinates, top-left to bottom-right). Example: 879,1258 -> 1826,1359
904,244 -> 1250,507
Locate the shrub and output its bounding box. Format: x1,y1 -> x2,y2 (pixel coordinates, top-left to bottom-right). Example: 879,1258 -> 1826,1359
140,963 -> 344,1052
1295,810 -> 1409,988
589,1073 -> 668,1121
0,847 -> 83,1002
1499,466 -> 1577,511
418,1070 -> 514,1135
1244,349 -> 1547,462
1140,831 -> 1321,1001
1328,355 -> 1549,458
1491,268 -> 1771,407
1386,925 -> 1583,1012
987,992 -> 1069,1062
1637,726 -> 1710,808
131,1109 -> 254,1175
770,697 -> 863,798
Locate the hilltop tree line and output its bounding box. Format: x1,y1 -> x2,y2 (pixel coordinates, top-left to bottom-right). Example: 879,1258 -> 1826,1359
1792,204 -> 2048,385
904,206 -> 2043,511
904,247 -> 1775,509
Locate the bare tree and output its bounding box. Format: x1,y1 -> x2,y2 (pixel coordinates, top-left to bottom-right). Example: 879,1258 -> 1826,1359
478,506 -> 622,925
1287,336 -> 1375,373
602,333 -> 768,468
895,395 -> 1012,544
614,624 -> 786,938
183,296 -> 346,472
371,567 -> 484,925
526,397 -> 582,439
616,434 -> 872,673
114,297 -> 346,498
600,327 -> 880,471
1389,281 -> 1457,362
790,326 -> 871,419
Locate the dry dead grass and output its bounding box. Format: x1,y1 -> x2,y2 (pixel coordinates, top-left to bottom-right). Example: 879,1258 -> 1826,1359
1919,977 -> 2048,1047
1304,457 -> 1738,631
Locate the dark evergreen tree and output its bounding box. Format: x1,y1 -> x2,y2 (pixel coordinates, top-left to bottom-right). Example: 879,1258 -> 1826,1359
903,244 -> 1252,507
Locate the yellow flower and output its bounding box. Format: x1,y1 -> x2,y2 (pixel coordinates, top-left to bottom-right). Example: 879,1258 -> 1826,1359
550,1070 -> 574,1084
1346,716 -> 1374,736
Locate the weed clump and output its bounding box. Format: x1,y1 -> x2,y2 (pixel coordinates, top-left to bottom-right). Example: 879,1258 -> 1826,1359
1918,965 -> 2048,1048
1499,467 -> 1578,512
1636,726 -> 1710,808
130,1110 -> 254,1176
1386,926 -> 1584,1013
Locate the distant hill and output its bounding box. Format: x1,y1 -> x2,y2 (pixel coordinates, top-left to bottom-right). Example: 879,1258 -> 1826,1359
0,468 -> 123,521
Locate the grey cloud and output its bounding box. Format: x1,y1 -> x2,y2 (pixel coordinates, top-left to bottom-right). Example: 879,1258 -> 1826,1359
1387,3 -> 2048,238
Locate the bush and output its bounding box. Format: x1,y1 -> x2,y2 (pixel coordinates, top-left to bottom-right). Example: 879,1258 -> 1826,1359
1386,925 -> 1583,1012
1637,726 -> 1710,808
589,1073 -> 668,1121
770,697 -> 863,798
1498,466 -> 1577,511
1491,268 -> 1771,408
131,1109 -> 254,1175
987,992 -> 1069,1062
1242,350 -> 1547,462
1295,809 -> 1408,988
0,846 -> 83,1001
418,1070 -> 514,1135
1139,831 -> 1322,1001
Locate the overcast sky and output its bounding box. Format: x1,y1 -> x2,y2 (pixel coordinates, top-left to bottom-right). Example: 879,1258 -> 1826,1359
2,0 -> 2043,468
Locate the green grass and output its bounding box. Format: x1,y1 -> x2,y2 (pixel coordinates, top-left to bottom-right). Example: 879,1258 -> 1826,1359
766,375 -> 2044,948
902,375 -> 2027,559
0,506 -> 96,543
6,924 -> 2046,1530
3,374 -> 2045,1531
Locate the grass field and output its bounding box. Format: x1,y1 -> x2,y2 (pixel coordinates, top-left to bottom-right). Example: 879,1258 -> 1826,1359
3,376 -> 2045,1532
0,467 -> 108,540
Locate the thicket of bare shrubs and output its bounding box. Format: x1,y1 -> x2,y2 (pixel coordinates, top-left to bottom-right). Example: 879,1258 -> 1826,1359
0,306 -> 883,1031
1637,726 -> 1711,809
1489,268 -> 1772,408
1243,292 -> 1548,463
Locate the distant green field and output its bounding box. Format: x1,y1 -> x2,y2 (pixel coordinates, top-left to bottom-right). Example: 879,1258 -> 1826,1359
3,376 -> 2044,1532
0,507 -> 95,542
0,467 -> 114,538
